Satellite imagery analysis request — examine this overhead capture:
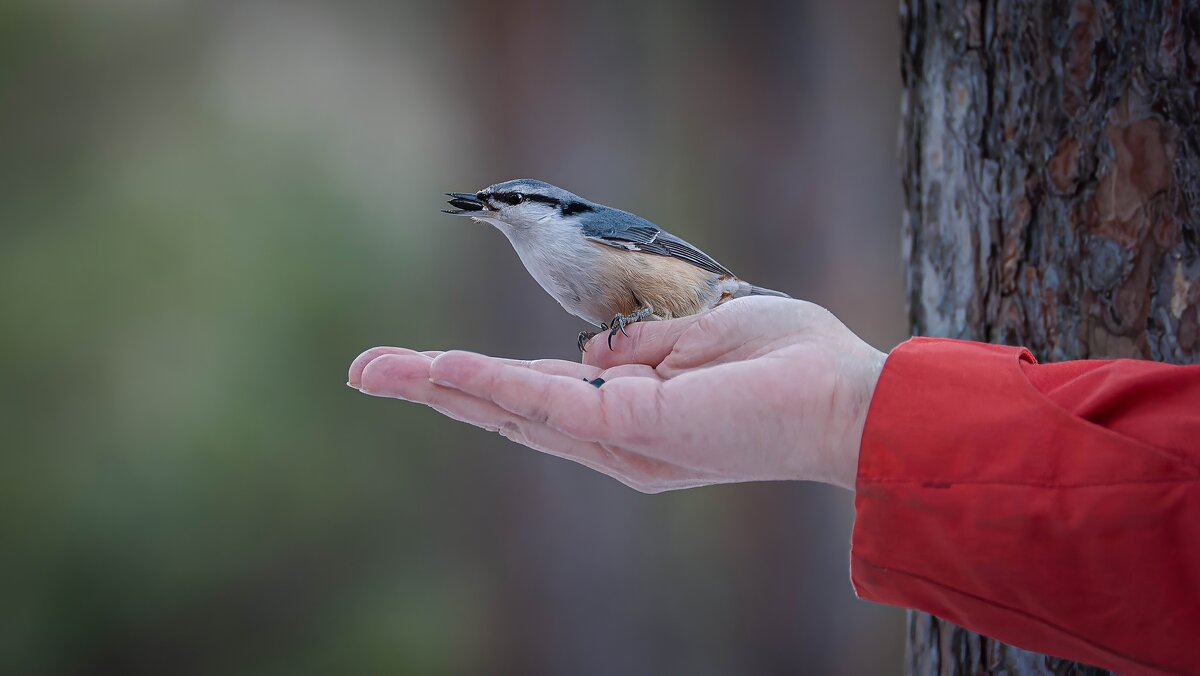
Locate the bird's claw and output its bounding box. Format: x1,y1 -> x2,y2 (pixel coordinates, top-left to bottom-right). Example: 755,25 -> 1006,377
606,307 -> 654,350
577,331 -> 597,353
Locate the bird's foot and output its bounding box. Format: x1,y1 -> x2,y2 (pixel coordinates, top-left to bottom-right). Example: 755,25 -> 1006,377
607,306 -> 654,349
577,330 -> 598,353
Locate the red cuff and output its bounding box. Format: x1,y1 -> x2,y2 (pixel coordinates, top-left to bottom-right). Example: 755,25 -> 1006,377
851,337 -> 1199,676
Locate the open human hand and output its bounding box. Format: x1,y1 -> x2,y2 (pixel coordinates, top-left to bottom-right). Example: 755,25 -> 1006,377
348,297 -> 886,493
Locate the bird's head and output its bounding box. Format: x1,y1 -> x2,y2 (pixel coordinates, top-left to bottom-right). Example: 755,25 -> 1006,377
444,179 -> 597,232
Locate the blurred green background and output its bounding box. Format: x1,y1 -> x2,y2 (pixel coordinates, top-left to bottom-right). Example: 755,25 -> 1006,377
1,0 -> 907,673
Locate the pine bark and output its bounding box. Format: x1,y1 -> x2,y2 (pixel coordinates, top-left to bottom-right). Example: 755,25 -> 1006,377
899,0 -> 1200,674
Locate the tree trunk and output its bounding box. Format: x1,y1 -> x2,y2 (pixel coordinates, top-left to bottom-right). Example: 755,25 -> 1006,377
899,0 -> 1200,674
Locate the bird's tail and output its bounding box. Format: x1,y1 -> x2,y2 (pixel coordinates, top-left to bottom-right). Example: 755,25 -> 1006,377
747,285 -> 790,298
725,279 -> 791,300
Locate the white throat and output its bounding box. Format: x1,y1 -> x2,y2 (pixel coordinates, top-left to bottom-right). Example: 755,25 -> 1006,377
476,215 -> 606,325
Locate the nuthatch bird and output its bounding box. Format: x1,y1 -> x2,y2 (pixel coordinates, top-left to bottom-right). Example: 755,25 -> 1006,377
444,179 -> 789,351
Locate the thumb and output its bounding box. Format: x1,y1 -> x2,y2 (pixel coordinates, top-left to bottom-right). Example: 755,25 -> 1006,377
583,314 -> 702,370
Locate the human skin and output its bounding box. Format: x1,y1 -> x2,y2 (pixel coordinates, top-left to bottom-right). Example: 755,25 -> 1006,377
347,297 -> 887,493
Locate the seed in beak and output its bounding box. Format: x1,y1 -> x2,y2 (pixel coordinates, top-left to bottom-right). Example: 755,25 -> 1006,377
442,192 -> 487,215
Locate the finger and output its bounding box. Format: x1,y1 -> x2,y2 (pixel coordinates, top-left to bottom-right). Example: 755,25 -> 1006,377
350,348 -> 599,389
525,358 -> 602,380
430,351 -> 614,440
349,346 -> 429,388
452,356 -> 598,379
597,363 -> 661,381
583,314 -> 704,370
359,353 -> 602,400
419,351 -> 595,378
358,354 -> 657,488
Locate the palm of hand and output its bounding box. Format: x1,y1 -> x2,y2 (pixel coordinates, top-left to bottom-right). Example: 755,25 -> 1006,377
349,297 -> 884,492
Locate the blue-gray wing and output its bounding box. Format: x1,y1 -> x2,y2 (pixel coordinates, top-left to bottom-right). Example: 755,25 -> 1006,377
581,210 -> 734,277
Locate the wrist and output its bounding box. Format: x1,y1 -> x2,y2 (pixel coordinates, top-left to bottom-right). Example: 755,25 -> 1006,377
830,342 -> 887,491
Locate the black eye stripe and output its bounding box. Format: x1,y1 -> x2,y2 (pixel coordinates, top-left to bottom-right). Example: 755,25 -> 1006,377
490,191 -> 559,206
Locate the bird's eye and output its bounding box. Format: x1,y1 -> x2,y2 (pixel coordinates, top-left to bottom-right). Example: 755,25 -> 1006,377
511,192 -> 524,204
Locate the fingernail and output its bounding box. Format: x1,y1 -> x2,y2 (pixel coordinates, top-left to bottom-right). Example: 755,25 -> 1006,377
346,381 -> 360,390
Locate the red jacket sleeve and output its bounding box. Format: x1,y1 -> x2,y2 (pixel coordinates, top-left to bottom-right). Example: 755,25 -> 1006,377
851,337 -> 1200,676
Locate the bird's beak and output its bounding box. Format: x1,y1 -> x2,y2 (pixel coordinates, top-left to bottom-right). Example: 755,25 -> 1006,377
443,192 -> 488,215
